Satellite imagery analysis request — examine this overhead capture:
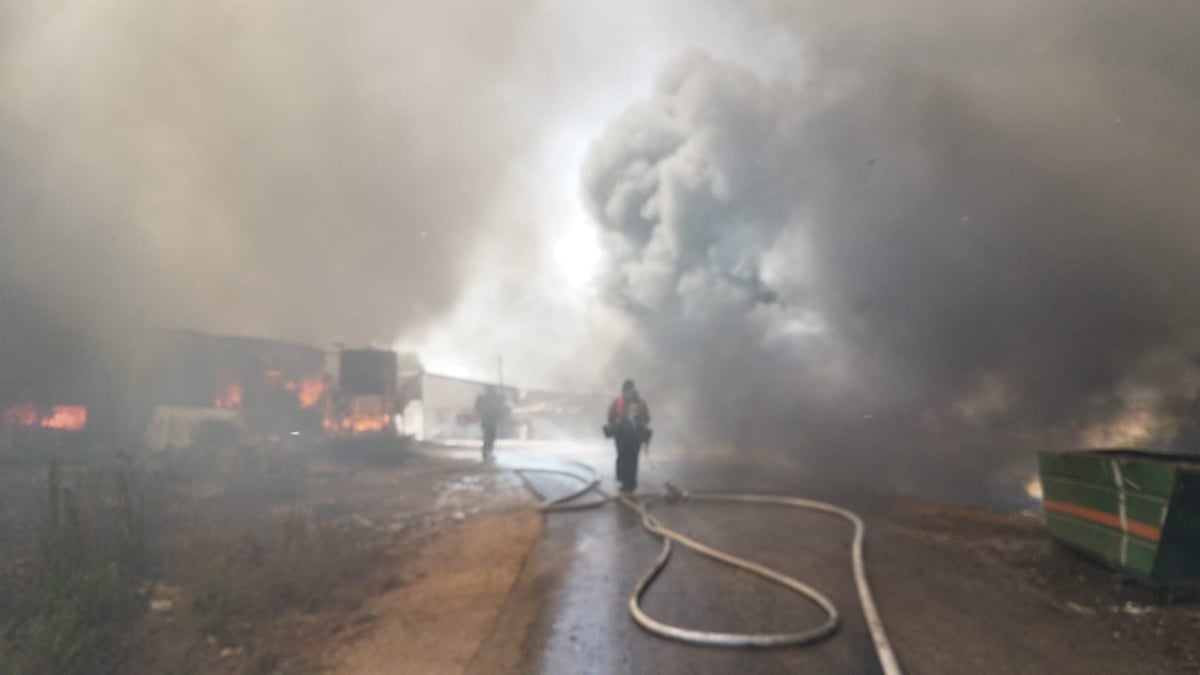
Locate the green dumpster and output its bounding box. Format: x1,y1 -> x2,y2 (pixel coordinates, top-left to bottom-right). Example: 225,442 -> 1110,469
1038,449 -> 1200,585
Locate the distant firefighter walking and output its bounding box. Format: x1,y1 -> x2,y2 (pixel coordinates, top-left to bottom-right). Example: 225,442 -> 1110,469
605,379 -> 651,493
475,385 -> 508,461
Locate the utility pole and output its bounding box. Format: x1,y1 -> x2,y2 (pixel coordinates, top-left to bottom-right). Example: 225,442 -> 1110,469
497,355 -> 504,388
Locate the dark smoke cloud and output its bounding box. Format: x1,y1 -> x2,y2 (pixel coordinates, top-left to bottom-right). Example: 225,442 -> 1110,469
6,0 -> 1200,484
584,2 -> 1200,481
0,1 -> 557,348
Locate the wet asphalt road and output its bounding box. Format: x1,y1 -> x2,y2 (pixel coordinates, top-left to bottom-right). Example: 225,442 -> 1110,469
468,444 -> 895,674
453,442 -> 1177,675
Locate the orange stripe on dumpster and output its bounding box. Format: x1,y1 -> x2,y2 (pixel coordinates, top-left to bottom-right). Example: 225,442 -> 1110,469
1043,499 -> 1162,543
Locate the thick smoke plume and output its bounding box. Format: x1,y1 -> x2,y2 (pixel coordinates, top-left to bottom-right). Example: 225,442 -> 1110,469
0,1 -> 559,349
6,0 -> 1200,487
584,2 -> 1200,484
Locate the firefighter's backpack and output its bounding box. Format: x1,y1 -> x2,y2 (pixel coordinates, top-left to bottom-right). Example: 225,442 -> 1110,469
616,396 -> 641,430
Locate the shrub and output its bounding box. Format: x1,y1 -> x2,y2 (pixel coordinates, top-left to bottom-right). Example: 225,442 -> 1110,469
0,461 -> 155,675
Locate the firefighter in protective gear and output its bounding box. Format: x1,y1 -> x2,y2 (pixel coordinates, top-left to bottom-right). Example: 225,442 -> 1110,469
605,379 -> 651,493
475,386 -> 508,461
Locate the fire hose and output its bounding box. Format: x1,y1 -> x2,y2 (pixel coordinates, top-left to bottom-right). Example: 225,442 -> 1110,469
510,460 -> 903,675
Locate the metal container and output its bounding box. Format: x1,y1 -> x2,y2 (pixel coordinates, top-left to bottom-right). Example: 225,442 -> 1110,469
339,349 -> 398,397
1039,449 -> 1200,585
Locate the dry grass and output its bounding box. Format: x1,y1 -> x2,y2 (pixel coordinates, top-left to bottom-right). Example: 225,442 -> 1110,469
0,461 -> 155,675
0,440 -> 391,675
168,509 -> 384,646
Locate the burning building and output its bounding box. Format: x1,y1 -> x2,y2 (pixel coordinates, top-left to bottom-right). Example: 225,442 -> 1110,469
325,349 -> 405,437
130,331 -> 329,447
0,330 -> 97,449
0,329 -> 330,452
1,327 -> 600,452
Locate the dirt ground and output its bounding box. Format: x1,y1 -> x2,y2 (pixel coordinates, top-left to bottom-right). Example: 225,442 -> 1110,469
326,508 -> 542,674
880,502 -> 1200,674
0,440 -> 546,675
7,442 -> 1198,674
164,446 -> 545,675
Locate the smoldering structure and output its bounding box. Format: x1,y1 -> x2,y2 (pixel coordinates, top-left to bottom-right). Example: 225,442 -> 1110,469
584,3 -> 1200,488
0,328 -> 330,449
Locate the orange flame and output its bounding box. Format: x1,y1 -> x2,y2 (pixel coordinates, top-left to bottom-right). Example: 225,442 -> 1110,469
349,414 -> 390,433
215,367 -> 243,409
41,406 -> 87,431
3,402 -> 39,427
215,383 -> 242,409
324,397 -> 391,436
284,376 -> 326,409
1024,474 -> 1043,501
2,403 -> 87,431
324,413 -> 391,434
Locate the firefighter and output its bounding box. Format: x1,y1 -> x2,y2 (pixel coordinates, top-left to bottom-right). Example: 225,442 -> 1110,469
605,379 -> 651,493
475,385 -> 508,461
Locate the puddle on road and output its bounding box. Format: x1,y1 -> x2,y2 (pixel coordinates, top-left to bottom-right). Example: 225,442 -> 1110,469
432,471 -> 528,515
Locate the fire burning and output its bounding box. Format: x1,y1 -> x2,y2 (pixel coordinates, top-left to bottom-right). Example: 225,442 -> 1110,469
1024,474 -> 1043,501
326,413 -> 391,435
285,376 -> 326,409
3,402 -> 39,427
324,397 -> 392,436
214,368 -> 325,410
214,382 -> 243,409
215,367 -> 243,409
2,403 -> 88,432
41,406 -> 88,431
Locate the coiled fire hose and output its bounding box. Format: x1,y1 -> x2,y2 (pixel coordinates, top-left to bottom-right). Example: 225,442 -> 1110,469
511,460 -> 903,675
